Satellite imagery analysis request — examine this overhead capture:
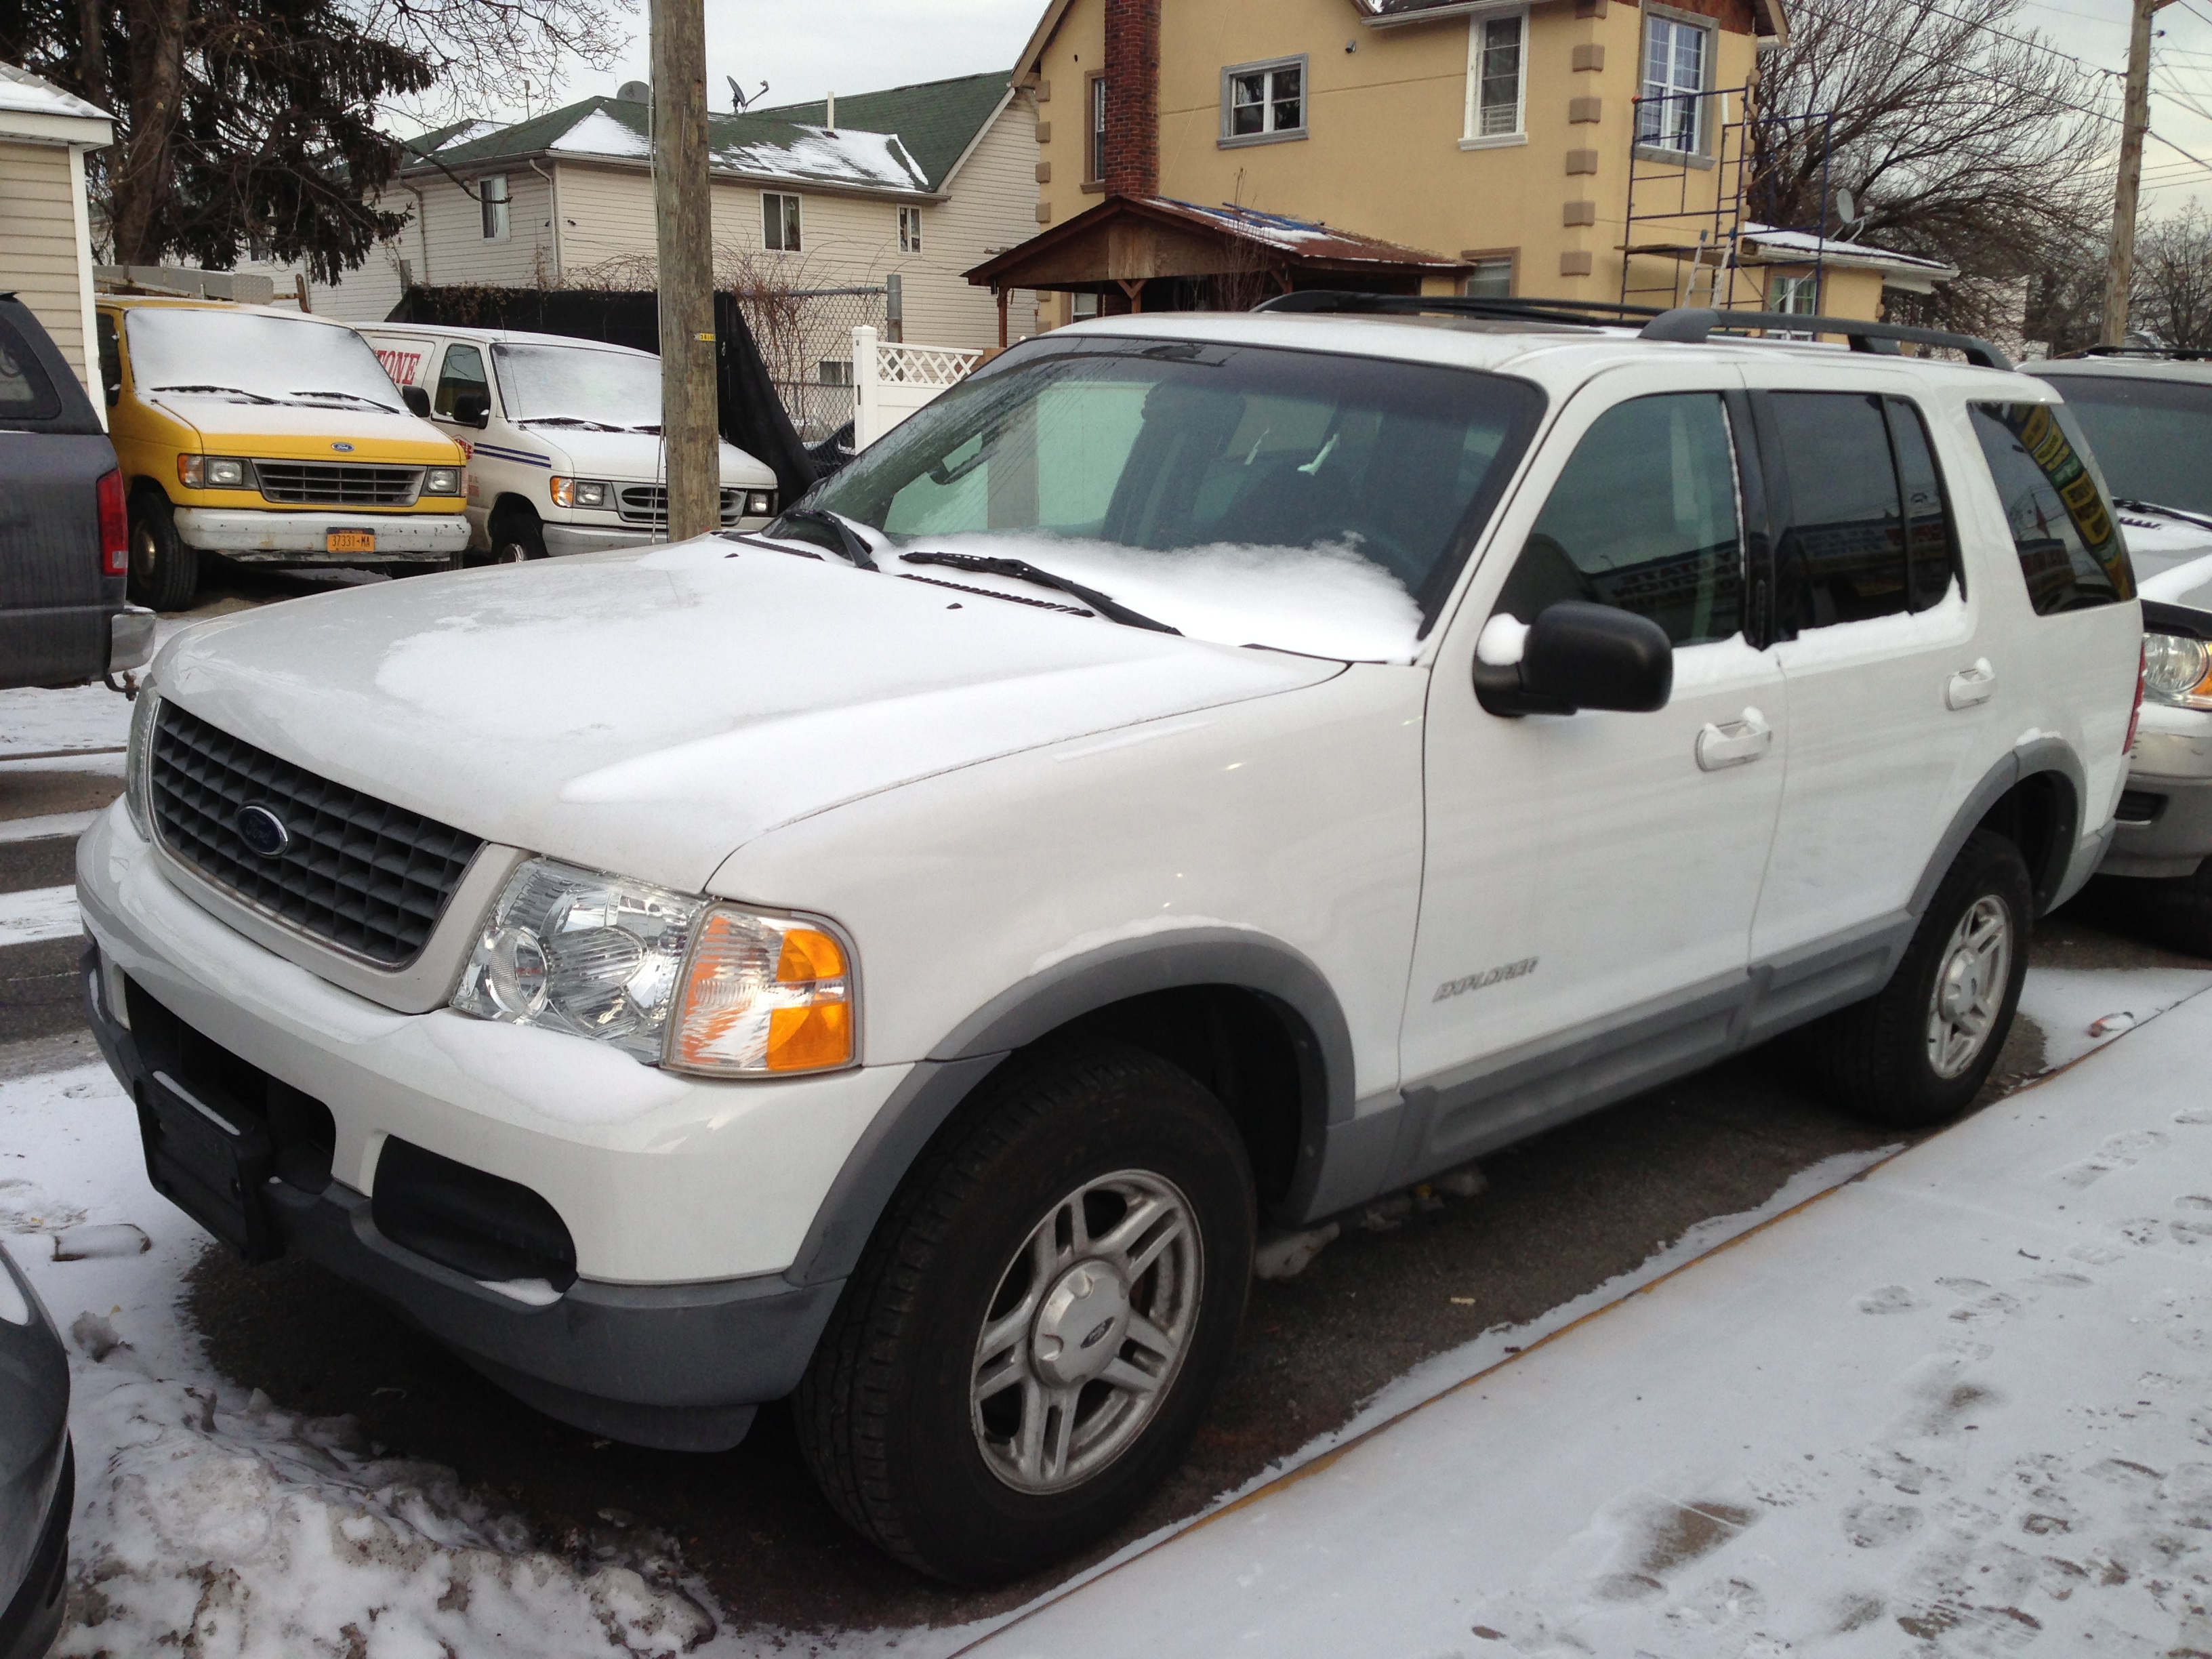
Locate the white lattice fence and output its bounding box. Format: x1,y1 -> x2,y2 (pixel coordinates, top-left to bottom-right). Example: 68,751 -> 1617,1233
853,327 -> 987,449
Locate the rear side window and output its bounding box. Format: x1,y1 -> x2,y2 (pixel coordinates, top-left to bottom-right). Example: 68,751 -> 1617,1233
434,343 -> 488,417
0,316 -> 62,423
1969,402 -> 2134,613
1496,391 -> 1743,647
1887,398 -> 1959,611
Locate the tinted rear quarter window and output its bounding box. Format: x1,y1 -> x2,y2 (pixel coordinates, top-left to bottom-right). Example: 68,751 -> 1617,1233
1768,392 -> 1909,629
0,316 -> 62,424
1969,401 -> 2135,613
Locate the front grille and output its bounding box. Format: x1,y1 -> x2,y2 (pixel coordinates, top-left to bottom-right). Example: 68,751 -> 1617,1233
254,461 -> 423,506
150,701 -> 481,967
616,485 -> 744,526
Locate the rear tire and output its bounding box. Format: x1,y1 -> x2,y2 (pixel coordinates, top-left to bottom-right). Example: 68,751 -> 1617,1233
127,491 -> 199,611
796,1044 -> 1254,1584
1807,829 -> 2033,1128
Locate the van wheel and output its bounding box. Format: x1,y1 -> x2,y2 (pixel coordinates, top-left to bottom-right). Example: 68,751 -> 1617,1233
796,1044 -> 1254,1584
487,510 -> 546,565
127,493 -> 199,611
1809,830 -> 2033,1128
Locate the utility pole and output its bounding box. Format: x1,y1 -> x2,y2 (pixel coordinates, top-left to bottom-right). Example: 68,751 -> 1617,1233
650,0 -> 719,540
2102,0 -> 2175,348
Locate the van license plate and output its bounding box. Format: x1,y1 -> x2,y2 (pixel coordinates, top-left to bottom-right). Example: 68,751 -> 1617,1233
326,530 -> 376,553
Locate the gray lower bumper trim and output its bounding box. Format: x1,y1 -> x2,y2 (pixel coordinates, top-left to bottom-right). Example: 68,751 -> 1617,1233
2103,773 -> 2212,877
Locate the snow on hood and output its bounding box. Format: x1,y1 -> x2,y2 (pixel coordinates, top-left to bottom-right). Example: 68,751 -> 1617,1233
2139,545 -> 2212,613
516,425 -> 773,487
148,396 -> 453,455
151,539 -> 1343,891
892,532 -> 1428,663
2118,505 -> 2212,586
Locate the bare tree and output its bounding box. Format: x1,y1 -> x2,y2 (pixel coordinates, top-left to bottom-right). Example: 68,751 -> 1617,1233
2133,205 -> 2212,350
1751,0 -> 2114,334
343,0 -> 628,124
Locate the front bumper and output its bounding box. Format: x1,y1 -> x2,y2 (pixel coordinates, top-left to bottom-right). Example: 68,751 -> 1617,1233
75,806 -> 909,1448
2105,708 -> 2212,878
173,508 -> 470,561
540,516 -> 775,558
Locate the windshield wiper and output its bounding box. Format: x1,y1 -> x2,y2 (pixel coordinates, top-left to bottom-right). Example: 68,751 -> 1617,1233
289,389 -> 398,410
899,551 -> 1180,634
149,383 -> 276,403
768,507 -> 881,571
2116,497 -> 2212,534
520,414 -> 630,432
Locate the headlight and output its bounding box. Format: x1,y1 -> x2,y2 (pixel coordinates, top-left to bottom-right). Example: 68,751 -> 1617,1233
550,477 -> 609,509
177,455 -> 247,489
2145,632 -> 2212,709
125,691 -> 161,839
745,490 -> 776,518
424,467 -> 462,496
451,859 -> 857,1076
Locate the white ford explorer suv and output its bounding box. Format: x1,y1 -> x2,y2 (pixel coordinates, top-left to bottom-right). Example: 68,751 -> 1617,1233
359,323 -> 782,560
77,298 -> 2143,1583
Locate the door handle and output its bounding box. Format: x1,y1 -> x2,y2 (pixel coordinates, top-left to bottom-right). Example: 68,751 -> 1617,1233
1696,708 -> 1773,771
1946,659 -> 1996,710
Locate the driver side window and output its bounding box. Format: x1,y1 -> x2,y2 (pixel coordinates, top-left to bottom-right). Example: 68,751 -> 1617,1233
1495,392 -> 1743,647
434,343 -> 487,419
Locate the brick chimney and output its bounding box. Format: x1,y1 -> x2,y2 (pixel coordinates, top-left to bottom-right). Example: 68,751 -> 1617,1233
1103,0 -> 1161,198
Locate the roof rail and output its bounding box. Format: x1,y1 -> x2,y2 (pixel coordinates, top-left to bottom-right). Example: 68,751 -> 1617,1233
2073,344 -> 2212,363
1253,291 -> 2014,371
1254,291 -> 1669,329
1639,307 -> 2015,371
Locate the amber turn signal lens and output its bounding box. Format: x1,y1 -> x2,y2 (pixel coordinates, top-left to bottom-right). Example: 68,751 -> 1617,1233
668,906 -> 857,1075
776,927 -> 846,984
768,1003 -> 853,1071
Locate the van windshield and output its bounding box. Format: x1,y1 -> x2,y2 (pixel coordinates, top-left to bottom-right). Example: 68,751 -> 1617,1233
2037,373 -> 2212,518
492,343 -> 665,430
124,308 -> 407,411
808,337 -> 1546,661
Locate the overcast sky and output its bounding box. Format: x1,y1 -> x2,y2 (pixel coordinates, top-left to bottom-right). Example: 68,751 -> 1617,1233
550,1 -> 2212,217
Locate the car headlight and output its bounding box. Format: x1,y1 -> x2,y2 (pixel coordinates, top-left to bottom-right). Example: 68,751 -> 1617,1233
424,466 -> 462,496
2145,632 -> 2212,709
125,691 -> 161,839
745,490 -> 776,518
451,858 -> 857,1076
549,477 -> 609,509
177,455 -> 247,489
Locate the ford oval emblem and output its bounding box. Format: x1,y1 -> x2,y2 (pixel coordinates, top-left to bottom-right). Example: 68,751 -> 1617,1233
235,804 -> 290,858
331,441 -> 355,453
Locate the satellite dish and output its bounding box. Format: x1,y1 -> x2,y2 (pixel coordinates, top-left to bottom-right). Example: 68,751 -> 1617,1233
727,76 -> 769,112
1835,187 -> 1857,226
617,80 -> 651,104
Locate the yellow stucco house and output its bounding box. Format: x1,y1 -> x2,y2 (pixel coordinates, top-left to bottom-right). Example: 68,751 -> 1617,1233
998,0 -> 1950,328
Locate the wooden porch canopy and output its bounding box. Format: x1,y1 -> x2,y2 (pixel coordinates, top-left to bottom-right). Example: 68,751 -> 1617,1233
964,194 -> 1472,344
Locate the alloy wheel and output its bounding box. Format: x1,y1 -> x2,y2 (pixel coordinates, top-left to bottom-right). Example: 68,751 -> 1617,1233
1927,894 -> 2011,1080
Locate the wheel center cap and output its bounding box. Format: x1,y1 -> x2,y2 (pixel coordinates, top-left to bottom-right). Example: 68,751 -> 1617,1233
1031,1262 -> 1130,1387
1941,951 -> 1982,1020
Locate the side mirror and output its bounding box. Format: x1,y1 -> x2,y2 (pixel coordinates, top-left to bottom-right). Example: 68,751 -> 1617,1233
451,391 -> 490,428
1475,601 -> 1674,718
402,385 -> 432,417
105,385 -> 120,409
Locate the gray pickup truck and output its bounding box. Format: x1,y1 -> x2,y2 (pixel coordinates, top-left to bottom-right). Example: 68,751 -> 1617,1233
0,293 -> 151,690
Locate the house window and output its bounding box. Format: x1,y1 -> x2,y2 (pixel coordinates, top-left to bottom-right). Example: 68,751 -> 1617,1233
1637,14 -> 1711,154
480,174 -> 510,241
1088,73 -> 1108,182
1467,12 -> 1526,141
899,206 -> 923,253
1770,272 -> 1819,319
1071,292 -> 1101,321
764,192 -> 802,251
1222,56 -> 1306,146
1466,257 -> 1514,298
819,360 -> 853,386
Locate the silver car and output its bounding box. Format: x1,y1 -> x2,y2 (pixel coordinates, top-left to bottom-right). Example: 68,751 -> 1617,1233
0,1242 -> 68,1659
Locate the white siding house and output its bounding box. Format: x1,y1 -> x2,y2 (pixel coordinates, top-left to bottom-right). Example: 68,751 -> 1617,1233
0,62 -> 112,396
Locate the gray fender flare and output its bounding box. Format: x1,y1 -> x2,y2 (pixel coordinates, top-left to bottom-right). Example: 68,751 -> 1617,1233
1909,739 -> 2085,922
782,928 -> 1355,1286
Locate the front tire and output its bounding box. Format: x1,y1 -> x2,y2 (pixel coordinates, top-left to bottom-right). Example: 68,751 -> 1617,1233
127,491 -> 199,611
485,508 -> 547,565
796,1044 -> 1254,1583
1807,829 -> 2033,1128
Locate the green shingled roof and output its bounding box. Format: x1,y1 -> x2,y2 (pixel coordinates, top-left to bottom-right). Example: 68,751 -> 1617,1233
410,67 -> 1012,194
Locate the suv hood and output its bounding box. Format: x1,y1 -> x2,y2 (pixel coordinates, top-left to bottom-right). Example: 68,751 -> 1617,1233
2119,504 -> 2212,582
514,426 -> 774,488
153,539 -> 1344,890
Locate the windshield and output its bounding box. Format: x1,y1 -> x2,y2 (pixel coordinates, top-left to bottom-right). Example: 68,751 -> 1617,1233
807,337 -> 1545,661
124,308 -> 405,411
2041,373 -> 2212,517
493,342 -> 664,428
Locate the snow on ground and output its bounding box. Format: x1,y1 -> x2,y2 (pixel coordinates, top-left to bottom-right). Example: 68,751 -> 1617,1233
968,979 -> 2212,1658
7,968 -> 2209,1657
2019,966 -> 2212,1067
0,885 -> 81,947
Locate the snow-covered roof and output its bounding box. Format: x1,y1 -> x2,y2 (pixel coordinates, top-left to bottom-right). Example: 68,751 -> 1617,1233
1738,223 -> 1959,290
0,60 -> 110,124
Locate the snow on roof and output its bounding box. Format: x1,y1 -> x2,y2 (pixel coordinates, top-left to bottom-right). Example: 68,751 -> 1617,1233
426,119 -> 506,153
712,124 -> 927,191
1153,199 -> 1465,267
1738,222 -> 1959,278
0,60 -> 110,122
546,108 -> 649,160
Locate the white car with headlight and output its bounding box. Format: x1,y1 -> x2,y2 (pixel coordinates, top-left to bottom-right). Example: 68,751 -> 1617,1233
80,298 -> 2142,1584
359,323 -> 781,560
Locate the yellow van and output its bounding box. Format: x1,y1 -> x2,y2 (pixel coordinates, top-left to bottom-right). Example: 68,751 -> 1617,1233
95,297 -> 471,609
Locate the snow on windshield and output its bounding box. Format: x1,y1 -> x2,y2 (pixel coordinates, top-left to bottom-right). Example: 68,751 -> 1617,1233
812,337 -> 1544,663
493,342 -> 663,428
123,308 -> 405,409
894,531 -> 1427,661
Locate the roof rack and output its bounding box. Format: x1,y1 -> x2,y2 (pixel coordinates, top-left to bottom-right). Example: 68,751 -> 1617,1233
2072,344 -> 2212,363
1252,291 -> 2015,372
